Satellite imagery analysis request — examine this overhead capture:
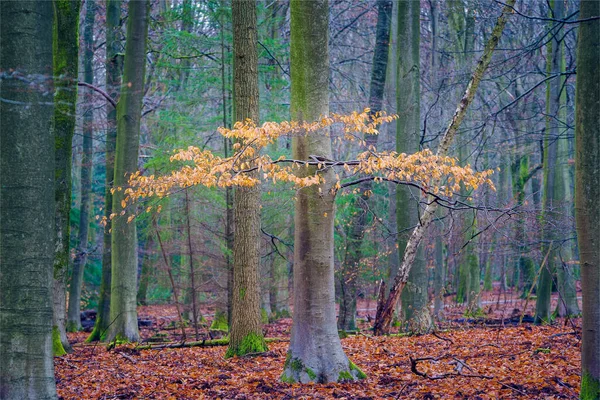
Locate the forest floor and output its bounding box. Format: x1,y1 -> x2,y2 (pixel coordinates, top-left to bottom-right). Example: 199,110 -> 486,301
56,289 -> 582,399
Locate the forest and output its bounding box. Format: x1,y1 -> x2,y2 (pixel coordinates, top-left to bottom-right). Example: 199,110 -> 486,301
0,0 -> 598,398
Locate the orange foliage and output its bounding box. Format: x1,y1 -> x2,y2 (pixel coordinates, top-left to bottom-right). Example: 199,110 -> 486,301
113,109 -> 494,222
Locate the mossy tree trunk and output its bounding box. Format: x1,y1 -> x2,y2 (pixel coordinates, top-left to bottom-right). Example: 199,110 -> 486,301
396,0 -> 429,331
0,1 -> 57,397
338,0 -> 393,332
52,0 -> 81,353
67,0 -> 96,332
575,1 -> 600,397
88,0 -> 121,343
225,0 -> 267,358
281,0 -> 364,384
107,0 -> 150,343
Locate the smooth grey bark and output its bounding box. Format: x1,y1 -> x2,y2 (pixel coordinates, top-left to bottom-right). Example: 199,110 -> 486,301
338,0 -> 393,332
107,0 -> 150,343
87,0 -> 121,342
225,0 -> 267,358
52,0 -> 81,353
282,0 -> 364,383
0,1 -> 57,398
396,0 -> 429,331
575,1 -> 600,397
67,0 -> 96,332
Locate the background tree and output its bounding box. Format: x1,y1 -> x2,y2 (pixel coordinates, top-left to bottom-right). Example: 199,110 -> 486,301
0,1 -> 57,397
87,0 -> 122,343
53,0 -> 81,353
575,0 -> 599,397
107,0 -> 150,343
397,0 -> 429,331
67,0 -> 96,332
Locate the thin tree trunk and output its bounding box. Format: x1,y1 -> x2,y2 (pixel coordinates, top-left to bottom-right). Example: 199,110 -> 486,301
397,0 -> 429,331
67,0 -> 96,332
0,1 -> 57,397
53,0 -> 81,353
225,0 -> 267,358
575,1 -> 600,396
373,0 -> 517,336
536,0 -> 564,323
185,188 -> 201,341
107,0 -> 150,343
88,0 -> 121,343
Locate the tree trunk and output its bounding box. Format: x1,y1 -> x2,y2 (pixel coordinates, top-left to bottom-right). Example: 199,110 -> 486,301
53,0 -> 81,353
225,0 -> 267,358
338,0 -> 393,332
535,0 -> 564,324
395,0 -> 429,331
88,0 -> 121,343
67,0 -> 96,332
282,0 -> 364,383
107,0 -> 150,343
575,1 -> 600,397
0,1 -> 57,397
373,0 -> 517,335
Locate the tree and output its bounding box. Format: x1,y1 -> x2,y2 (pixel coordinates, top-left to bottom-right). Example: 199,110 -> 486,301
338,0 -> 393,333
575,1 -> 600,397
107,0 -> 150,343
225,0 -> 267,358
397,0 -> 429,331
373,0 -> 517,335
67,0 -> 96,332
87,0 -> 122,343
0,1 -> 57,397
53,0 -> 81,354
281,0 -> 365,383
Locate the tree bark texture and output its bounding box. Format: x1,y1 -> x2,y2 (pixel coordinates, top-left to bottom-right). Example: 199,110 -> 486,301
225,0 -> 267,358
338,0 -> 392,332
67,0 -> 96,332
0,1 -> 57,398
107,0 -> 150,343
282,0 -> 365,383
396,0 -> 429,330
52,0 -> 81,353
88,0 -> 121,342
373,0 -> 517,336
575,1 -> 600,397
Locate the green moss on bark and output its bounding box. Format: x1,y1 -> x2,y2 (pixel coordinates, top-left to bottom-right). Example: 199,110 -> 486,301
210,311 -> 229,332
349,360 -> 367,379
224,332 -> 267,358
53,326 -> 67,356
581,372 -> 600,400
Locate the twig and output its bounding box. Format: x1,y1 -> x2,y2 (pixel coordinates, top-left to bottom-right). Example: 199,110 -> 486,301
118,352 -> 137,364
432,331 -> 453,344
499,382 -> 527,396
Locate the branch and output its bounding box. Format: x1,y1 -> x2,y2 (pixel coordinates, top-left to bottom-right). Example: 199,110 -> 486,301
77,81 -> 117,108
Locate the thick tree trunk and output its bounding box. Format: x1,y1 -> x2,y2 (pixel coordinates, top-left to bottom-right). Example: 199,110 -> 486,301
338,0 -> 392,332
88,0 -> 121,343
52,0 -> 81,353
67,0 -> 96,332
0,1 -> 57,398
575,1 -> 600,397
225,0 -> 267,358
282,0 -> 364,384
107,0 -> 150,343
373,0 -> 516,335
